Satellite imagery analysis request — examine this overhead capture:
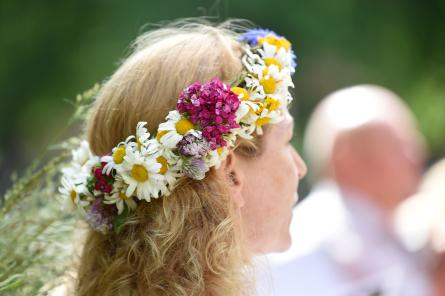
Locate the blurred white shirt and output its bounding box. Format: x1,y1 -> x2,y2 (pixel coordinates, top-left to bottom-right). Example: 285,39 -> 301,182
256,180 -> 433,296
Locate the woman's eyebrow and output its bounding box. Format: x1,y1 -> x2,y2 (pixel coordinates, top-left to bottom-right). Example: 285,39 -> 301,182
284,118 -> 295,130
277,119 -> 294,137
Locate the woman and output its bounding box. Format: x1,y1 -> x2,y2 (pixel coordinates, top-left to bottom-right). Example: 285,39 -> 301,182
60,20 -> 307,295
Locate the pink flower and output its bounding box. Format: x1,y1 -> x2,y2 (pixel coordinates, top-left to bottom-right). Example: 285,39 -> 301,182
94,167 -> 103,179
95,179 -> 113,193
92,163 -> 114,194
177,79 -> 240,149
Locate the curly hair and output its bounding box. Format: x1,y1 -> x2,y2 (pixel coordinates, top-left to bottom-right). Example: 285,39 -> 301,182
76,19 -> 260,296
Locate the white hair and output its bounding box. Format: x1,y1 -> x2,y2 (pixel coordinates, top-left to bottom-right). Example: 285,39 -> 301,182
303,84 -> 417,182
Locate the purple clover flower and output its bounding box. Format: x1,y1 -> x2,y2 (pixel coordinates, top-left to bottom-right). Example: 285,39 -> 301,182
85,198 -> 117,234
177,79 -> 240,149
183,157 -> 209,180
177,133 -> 210,158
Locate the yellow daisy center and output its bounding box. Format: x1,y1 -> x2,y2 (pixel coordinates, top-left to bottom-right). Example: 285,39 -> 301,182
131,164 -> 149,182
156,130 -> 169,142
265,96 -> 280,111
175,118 -> 194,135
119,192 -> 128,200
231,87 -> 250,101
156,156 -> 168,175
258,34 -> 291,51
256,117 -> 271,126
70,190 -> 77,203
217,147 -> 224,155
248,102 -> 264,115
260,75 -> 277,94
113,146 -> 126,164
264,57 -> 283,71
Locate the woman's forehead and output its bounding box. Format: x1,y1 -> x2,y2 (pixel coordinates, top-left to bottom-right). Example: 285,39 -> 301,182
266,115 -> 294,140
278,114 -> 294,131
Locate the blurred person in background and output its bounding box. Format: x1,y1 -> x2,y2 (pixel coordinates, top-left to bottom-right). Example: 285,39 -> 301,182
260,85 -> 433,296
395,158 -> 445,296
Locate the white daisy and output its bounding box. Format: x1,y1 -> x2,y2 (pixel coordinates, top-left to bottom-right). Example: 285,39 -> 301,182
154,148 -> 183,196
260,42 -> 293,72
136,121 -> 150,143
72,140 -> 93,167
63,141 -> 99,182
231,123 -> 256,140
104,175 -> 137,214
101,143 -> 127,175
118,147 -> 165,202
254,110 -> 274,135
237,100 -> 263,125
258,64 -> 285,95
102,121 -> 160,176
241,47 -> 264,73
206,147 -> 229,169
135,121 -> 159,156
222,131 -> 238,149
231,86 -> 264,124
157,110 -> 195,148
58,176 -> 90,212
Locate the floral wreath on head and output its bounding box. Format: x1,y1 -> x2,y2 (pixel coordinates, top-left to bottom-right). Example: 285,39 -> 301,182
59,28 -> 297,233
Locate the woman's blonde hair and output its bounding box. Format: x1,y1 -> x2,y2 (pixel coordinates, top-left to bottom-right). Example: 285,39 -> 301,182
76,19 -> 260,296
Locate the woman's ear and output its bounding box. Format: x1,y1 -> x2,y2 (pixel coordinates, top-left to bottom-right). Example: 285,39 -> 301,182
215,150 -> 245,208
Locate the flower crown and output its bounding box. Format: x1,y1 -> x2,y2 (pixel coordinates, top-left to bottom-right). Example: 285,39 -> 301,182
59,28 -> 297,233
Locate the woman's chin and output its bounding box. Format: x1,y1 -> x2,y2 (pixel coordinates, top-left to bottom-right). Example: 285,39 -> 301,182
263,234 -> 292,254
274,234 -> 292,253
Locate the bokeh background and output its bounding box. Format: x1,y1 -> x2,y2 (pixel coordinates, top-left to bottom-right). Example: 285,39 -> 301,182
1,0 -> 444,195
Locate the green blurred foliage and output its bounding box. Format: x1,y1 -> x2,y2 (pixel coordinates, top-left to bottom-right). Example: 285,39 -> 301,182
1,0 -> 444,190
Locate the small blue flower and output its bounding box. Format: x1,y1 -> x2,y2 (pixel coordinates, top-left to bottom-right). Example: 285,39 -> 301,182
241,28 -> 297,70
290,50 -> 297,71
240,28 -> 276,46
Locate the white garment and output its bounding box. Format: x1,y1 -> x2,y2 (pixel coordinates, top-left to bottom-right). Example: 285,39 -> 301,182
257,180 -> 433,296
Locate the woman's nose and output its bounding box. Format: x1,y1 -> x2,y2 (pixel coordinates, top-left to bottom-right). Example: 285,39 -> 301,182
293,148 -> 307,179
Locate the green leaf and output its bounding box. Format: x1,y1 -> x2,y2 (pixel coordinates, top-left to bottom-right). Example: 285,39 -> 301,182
112,205 -> 129,234
0,274 -> 24,292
